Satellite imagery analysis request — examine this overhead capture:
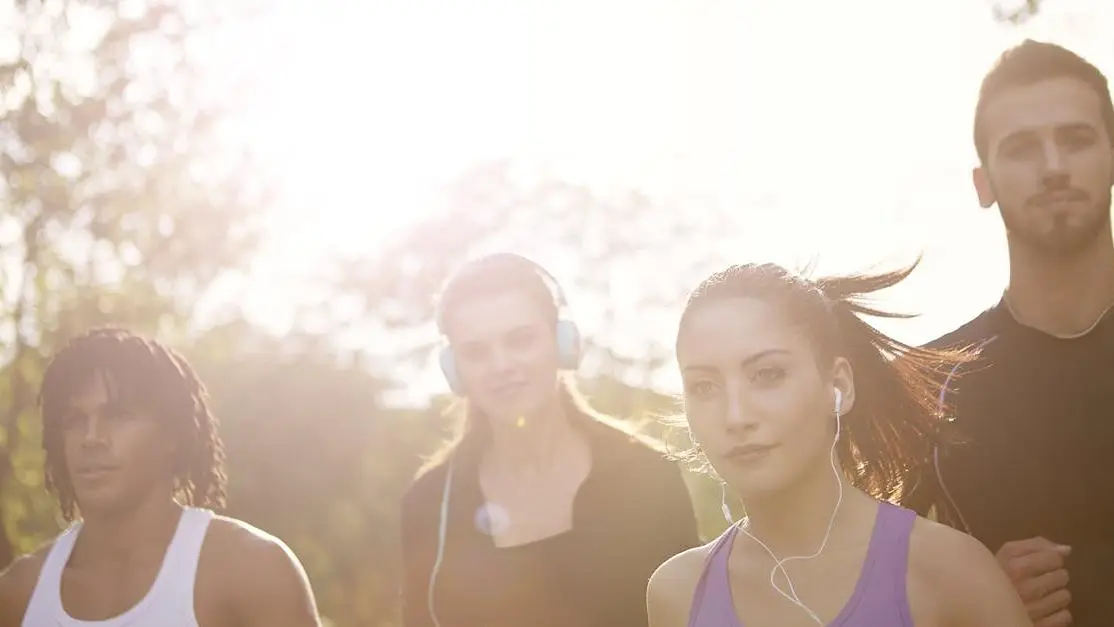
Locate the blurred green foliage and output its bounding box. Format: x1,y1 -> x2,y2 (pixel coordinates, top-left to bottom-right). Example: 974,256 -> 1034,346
0,5 -> 731,624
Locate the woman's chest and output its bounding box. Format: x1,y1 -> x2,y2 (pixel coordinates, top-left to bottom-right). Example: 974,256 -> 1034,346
725,541 -> 907,627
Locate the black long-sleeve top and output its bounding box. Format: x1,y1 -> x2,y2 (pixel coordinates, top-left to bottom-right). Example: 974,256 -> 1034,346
400,417 -> 700,627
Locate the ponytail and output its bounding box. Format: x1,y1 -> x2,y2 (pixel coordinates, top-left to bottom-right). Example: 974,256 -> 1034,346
813,265 -> 969,503
677,259 -> 973,505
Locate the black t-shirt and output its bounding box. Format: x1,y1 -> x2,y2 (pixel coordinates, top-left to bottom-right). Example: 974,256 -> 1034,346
924,300 -> 1114,626
399,418 -> 700,627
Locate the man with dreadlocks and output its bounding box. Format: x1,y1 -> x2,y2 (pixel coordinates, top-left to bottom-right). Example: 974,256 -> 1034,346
0,327 -> 321,627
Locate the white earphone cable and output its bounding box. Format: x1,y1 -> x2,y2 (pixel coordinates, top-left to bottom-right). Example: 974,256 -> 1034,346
428,457 -> 456,627
723,392 -> 844,626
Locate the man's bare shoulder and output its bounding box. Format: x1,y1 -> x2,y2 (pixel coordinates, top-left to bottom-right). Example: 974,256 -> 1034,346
0,542 -> 54,627
205,514 -> 288,554
646,540 -> 716,627
200,515 -> 302,588
198,514 -> 320,627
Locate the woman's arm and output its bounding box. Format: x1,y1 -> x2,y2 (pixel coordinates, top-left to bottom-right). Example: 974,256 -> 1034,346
400,481 -> 438,627
611,453 -> 702,627
655,460 -> 702,554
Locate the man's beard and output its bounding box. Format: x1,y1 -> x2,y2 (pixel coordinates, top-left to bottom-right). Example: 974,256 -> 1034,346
1001,187 -> 1112,257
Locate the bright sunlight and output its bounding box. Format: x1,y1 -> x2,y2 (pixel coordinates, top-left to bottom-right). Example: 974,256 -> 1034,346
208,0 -> 1112,390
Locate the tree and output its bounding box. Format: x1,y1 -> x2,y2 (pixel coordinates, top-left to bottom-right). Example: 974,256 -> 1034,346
0,0 -> 268,562
317,161 -> 744,619
330,159 -> 737,389
189,324 -> 448,627
993,0 -> 1045,24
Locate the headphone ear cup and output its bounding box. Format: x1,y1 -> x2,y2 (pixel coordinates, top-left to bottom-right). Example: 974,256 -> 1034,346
555,319 -> 583,370
440,347 -> 463,395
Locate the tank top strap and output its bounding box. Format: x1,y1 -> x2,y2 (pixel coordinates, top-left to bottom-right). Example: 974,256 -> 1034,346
867,502 -> 917,576
21,522 -> 83,625
850,502 -> 917,626
22,508 -> 211,627
687,524 -> 742,627
154,507 -> 214,612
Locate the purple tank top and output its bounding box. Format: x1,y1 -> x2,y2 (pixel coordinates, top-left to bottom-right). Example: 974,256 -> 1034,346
687,502 -> 916,627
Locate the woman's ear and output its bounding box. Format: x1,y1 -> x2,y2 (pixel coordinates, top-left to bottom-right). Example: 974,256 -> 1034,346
831,356 -> 855,416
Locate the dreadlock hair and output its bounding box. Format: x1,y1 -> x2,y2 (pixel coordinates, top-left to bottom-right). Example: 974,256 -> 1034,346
675,259 -> 972,505
39,327 -> 227,521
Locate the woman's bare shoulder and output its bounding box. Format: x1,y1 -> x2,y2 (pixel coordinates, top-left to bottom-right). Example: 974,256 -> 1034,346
647,538 -> 719,627
907,517 -> 1031,626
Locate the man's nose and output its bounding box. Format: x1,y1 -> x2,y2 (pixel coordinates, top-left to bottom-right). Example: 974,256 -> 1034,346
1040,139 -> 1070,188
82,415 -> 107,446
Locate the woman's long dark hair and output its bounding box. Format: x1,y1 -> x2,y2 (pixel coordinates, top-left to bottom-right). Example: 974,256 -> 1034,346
676,260 -> 972,504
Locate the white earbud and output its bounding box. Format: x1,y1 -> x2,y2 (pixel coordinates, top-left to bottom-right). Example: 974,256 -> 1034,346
720,482 -> 733,524
834,387 -> 842,416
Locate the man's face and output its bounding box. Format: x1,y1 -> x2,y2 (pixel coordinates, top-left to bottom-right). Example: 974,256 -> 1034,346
974,77 -> 1114,256
60,372 -> 177,517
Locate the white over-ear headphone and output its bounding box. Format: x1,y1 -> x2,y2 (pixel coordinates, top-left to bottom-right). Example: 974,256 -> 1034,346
436,253 -> 583,395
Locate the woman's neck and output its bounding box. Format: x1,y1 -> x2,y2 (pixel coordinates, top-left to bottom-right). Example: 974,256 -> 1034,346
739,459 -> 874,557
485,402 -> 582,475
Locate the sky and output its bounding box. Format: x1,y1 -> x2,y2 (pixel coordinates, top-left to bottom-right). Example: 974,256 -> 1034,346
200,0 -> 1113,394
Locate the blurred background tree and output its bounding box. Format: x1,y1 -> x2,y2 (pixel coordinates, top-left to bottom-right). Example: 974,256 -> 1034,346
0,0 -> 266,562
995,0 -> 1046,23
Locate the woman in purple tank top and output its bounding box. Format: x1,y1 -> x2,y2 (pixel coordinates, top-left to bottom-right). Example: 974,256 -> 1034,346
647,263 -> 1033,627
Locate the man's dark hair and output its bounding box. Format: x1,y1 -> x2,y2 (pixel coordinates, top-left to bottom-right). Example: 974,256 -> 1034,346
39,327 -> 227,521
974,39 -> 1114,164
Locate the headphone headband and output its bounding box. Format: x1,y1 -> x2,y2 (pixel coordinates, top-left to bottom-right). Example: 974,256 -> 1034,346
435,253 -> 570,333
435,253 -> 583,395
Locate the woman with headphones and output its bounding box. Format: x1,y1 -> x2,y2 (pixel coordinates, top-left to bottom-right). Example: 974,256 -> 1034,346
400,253 -> 700,627
647,262 -> 1032,627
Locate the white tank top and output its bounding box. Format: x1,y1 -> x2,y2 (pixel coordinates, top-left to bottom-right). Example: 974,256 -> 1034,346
21,507 -> 213,627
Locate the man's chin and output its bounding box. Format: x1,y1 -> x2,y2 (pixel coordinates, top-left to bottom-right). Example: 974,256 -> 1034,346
1008,219 -> 1110,256
1006,195 -> 1112,256
74,495 -> 129,519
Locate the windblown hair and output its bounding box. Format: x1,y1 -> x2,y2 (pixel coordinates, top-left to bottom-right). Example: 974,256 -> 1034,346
39,327 -> 227,521
676,260 -> 972,505
975,39 -> 1114,164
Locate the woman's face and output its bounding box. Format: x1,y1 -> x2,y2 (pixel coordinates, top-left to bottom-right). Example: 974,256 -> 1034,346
444,290 -> 562,426
676,296 -> 853,499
